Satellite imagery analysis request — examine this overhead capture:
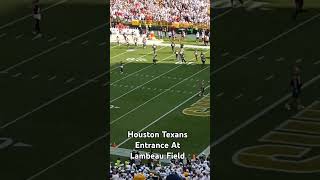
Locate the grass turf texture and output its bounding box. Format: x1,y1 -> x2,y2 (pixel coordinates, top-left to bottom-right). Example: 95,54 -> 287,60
0,0 -> 107,179
110,44 -> 211,156
213,0 -> 320,179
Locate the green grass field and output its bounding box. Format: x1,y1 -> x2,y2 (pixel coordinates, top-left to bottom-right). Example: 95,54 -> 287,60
0,0 -> 108,179
110,43 -> 211,159
213,0 -> 320,179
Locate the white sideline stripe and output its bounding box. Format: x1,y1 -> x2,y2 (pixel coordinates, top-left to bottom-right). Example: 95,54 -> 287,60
48,37 -> 57,42
25,133 -> 107,180
15,34 -> 24,39
213,13 -> 320,74
212,73 -> 320,147
0,33 -> 7,38
110,56 -> 178,102
81,40 -> 88,45
31,74 -> 39,79
0,23 -> 106,73
111,46 -> 165,59
99,42 -> 106,46
111,66 -> 209,125
0,71 -> 107,129
0,0 -> 68,30
116,85 -> 211,148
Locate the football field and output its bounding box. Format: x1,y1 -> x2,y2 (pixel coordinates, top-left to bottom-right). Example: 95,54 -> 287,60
110,43 -> 211,160
213,0 -> 320,179
0,0 -> 108,179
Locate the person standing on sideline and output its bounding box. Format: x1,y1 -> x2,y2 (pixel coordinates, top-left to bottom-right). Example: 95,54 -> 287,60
32,0 -> 42,37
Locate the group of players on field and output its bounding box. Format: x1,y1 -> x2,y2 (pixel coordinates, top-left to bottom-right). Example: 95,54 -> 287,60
117,33 -> 207,97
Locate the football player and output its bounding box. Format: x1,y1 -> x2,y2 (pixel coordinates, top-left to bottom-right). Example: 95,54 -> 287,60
116,35 -> 120,45
285,65 -> 304,110
153,54 -> 157,65
142,37 -> 147,49
171,41 -> 175,53
32,0 -> 42,37
194,49 -> 198,61
152,44 -> 157,54
199,80 -> 205,96
201,51 -> 206,65
119,61 -> 124,74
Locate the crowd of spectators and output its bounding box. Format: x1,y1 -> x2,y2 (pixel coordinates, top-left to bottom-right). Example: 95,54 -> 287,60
110,152 -> 210,180
110,0 -> 210,24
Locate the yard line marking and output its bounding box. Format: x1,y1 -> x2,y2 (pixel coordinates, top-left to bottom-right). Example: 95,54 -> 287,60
265,74 -> 274,81
314,60 -> 320,65
212,72 -> 320,147
110,53 -> 173,85
48,37 -> 57,42
48,76 -> 56,81
216,92 -> 224,97
234,94 -> 243,100
12,73 -> 22,78
32,35 -> 42,41
295,58 -> 303,63
25,133 -> 107,180
275,57 -> 285,62
99,42 -> 106,46
31,74 -> 39,79
221,52 -> 230,57
111,51 -> 207,102
65,78 -> 75,83
0,23 -> 107,73
213,13 -> 320,74
15,34 -> 24,39
111,66 -> 209,125
81,40 -> 88,45
0,0 -> 68,30
116,85 -> 211,147
0,71 -> 107,129
0,33 -> 7,38
254,96 -> 263,102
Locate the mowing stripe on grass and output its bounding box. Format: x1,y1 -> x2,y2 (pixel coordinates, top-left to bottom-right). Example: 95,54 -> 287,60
111,66 -> 209,125
110,53 -> 174,85
0,23 -> 107,73
0,33 -> 7,38
116,85 -> 210,147
0,0 -> 68,30
111,46 -> 165,59
48,37 -> 57,42
0,71 -> 107,129
213,13 -> 320,74
111,59 -> 179,102
25,81 -> 210,179
25,133 -> 107,180
212,72 -> 320,148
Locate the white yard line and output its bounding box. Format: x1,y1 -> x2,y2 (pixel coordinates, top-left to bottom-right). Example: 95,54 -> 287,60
25,85 -> 211,179
0,23 -> 107,73
0,71 -> 107,129
0,0 -> 68,30
110,56 -> 179,102
212,73 -> 320,147
213,13 -> 320,74
111,66 -> 209,125
25,133 -> 107,180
